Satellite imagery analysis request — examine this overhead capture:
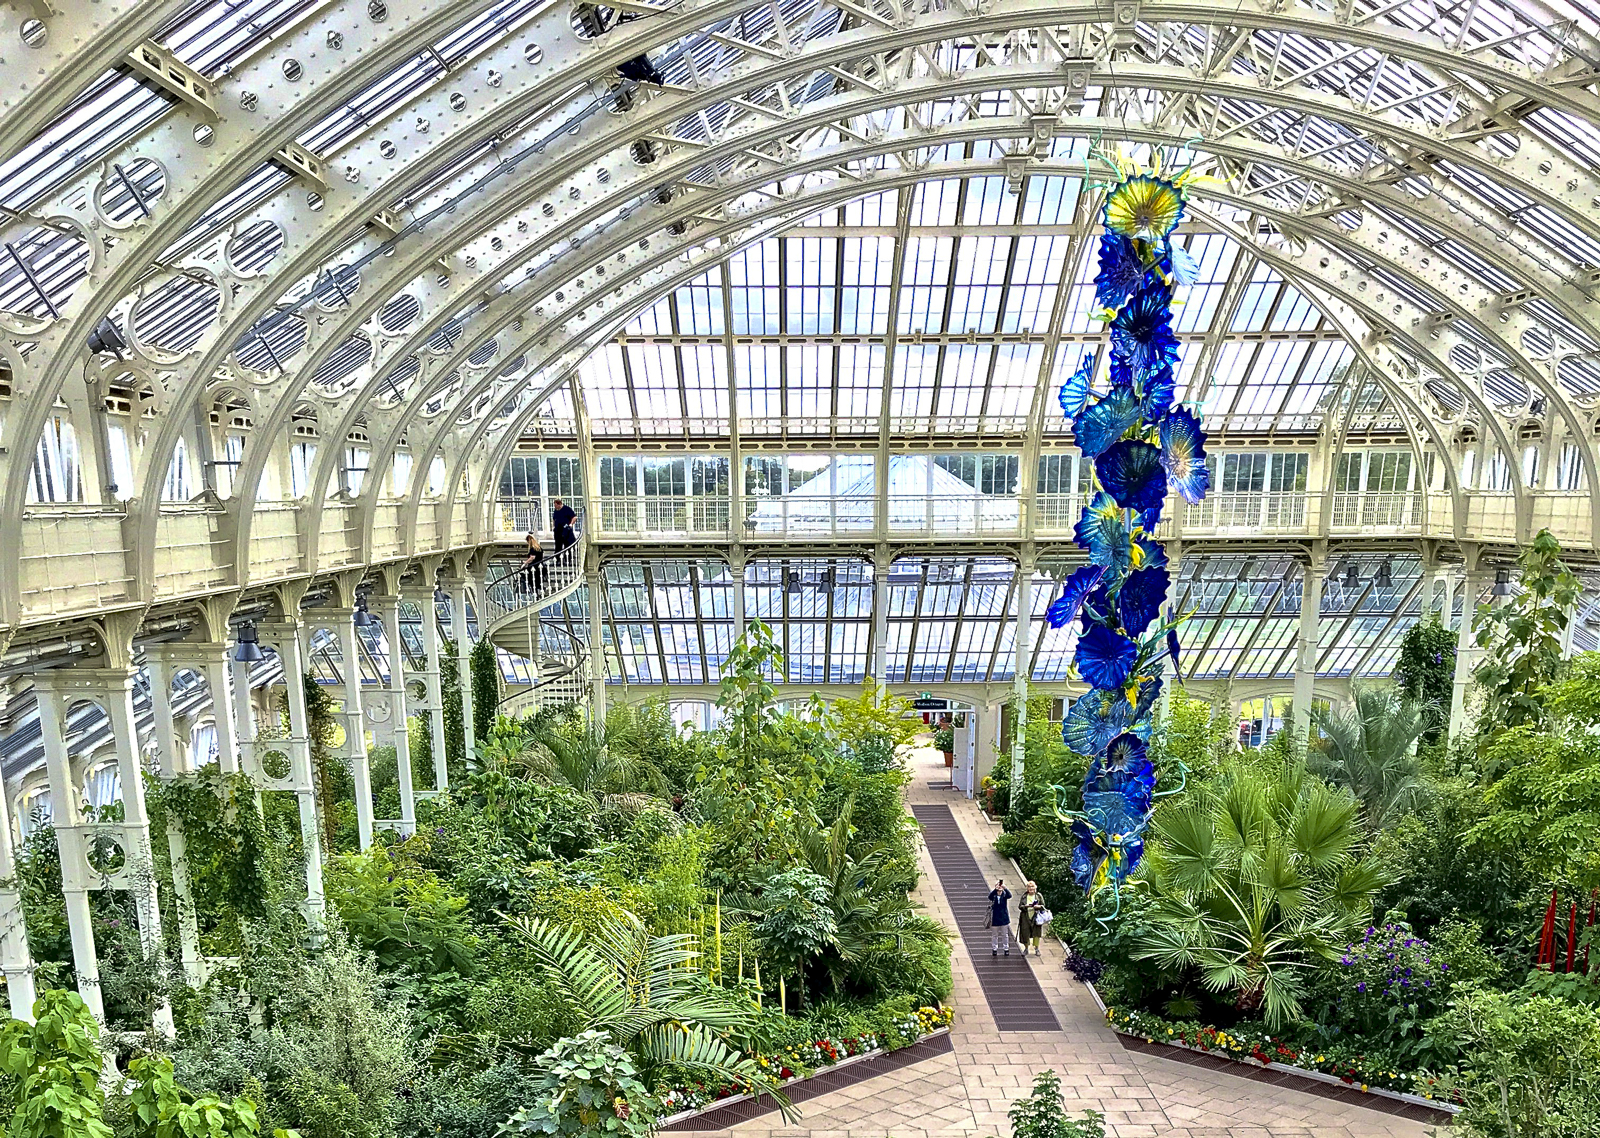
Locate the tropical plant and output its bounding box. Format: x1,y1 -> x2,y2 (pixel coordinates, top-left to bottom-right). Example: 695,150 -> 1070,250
1392,611 -> 1455,742
1131,755 -> 1391,1028
518,716 -> 669,800
830,681 -> 920,750
470,636 -> 500,746
1007,1070 -> 1105,1138
0,989 -> 112,1138
1472,529 -> 1581,734
498,1031 -> 657,1138
1308,686 -> 1431,829
504,910 -> 789,1114
127,1054 -> 298,1138
1447,989 -> 1600,1138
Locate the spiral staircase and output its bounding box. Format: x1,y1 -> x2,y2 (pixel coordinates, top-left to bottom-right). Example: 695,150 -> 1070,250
479,520 -> 592,715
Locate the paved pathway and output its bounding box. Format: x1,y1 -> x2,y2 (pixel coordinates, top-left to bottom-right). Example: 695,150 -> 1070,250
671,747 -> 1435,1138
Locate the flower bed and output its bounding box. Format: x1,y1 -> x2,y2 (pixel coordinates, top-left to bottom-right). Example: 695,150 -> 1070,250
1105,1006 -> 1461,1109
659,1006 -> 954,1119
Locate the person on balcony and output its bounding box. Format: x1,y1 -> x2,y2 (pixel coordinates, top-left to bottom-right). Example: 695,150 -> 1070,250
520,532 -> 546,593
552,498 -> 577,553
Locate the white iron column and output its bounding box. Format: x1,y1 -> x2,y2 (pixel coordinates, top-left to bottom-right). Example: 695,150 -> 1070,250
1010,554 -> 1035,800
0,770 -> 36,1020
730,549 -> 747,636
373,595 -> 417,834
402,584 -> 450,790
1292,556 -> 1326,744
144,647 -> 203,986
306,607 -> 375,851
446,577 -> 475,760
587,567 -> 607,721
36,669 -> 173,1033
872,546 -> 890,682
33,685 -> 100,1020
1450,560 -> 1488,739
255,624 -> 326,926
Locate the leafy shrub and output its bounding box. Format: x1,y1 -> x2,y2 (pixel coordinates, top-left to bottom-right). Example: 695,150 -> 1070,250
1064,948 -> 1104,985
499,1031 -> 660,1137
1308,924 -> 1453,1066
1008,1070 -> 1104,1138
1448,989 -> 1600,1138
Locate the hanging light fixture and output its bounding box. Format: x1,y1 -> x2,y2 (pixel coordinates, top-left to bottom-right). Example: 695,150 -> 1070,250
816,568 -> 835,594
1375,560 -> 1392,589
433,584 -> 447,604
786,570 -> 802,594
1492,567 -> 1513,596
352,594 -> 374,628
1344,562 -> 1360,589
234,623 -> 265,663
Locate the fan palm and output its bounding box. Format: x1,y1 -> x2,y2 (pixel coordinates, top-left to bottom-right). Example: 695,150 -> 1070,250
1131,756 -> 1390,1028
518,716 -> 670,799
1308,685 -> 1431,829
506,910 -> 791,1116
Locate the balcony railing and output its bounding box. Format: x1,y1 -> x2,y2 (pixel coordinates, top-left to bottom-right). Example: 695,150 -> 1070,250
480,512 -> 586,632
490,490 -> 1591,548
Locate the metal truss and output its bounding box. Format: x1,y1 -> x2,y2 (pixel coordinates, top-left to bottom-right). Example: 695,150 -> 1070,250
2,0 -> 1600,632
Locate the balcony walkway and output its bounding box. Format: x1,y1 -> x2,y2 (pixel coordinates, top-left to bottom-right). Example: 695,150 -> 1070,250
669,748 -> 1431,1138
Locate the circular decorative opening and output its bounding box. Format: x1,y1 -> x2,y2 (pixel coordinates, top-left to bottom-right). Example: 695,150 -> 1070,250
260,749 -> 292,780
194,123 -> 215,147
379,139 -> 397,159
225,219 -> 286,274
524,43 -> 543,64
86,835 -> 126,877
239,91 -> 259,112
283,58 -> 304,82
406,679 -> 427,702
96,157 -> 168,222
20,18 -> 47,48
368,0 -> 389,19
307,191 -> 324,211
449,92 -> 467,112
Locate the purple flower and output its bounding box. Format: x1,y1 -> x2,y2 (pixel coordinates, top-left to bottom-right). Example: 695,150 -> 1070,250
1357,983 -> 1366,993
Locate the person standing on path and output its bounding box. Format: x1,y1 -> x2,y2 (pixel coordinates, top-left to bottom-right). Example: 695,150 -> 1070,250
1017,880 -> 1046,957
988,878 -> 1013,956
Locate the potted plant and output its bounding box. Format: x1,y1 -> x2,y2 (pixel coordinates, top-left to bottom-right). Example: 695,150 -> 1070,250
933,721 -> 955,767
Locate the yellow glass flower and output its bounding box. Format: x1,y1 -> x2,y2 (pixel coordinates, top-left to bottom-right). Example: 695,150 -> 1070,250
1104,175 -> 1186,240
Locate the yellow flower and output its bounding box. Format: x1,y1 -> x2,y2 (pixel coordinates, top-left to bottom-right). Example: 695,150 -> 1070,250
1360,1084 -> 1368,1092
1104,175 -> 1186,240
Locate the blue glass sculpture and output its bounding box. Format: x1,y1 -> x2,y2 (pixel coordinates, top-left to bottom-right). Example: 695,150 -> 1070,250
1051,153 -> 1209,918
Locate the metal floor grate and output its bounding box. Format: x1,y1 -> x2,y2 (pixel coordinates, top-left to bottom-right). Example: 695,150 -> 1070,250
911,804 -> 1060,1031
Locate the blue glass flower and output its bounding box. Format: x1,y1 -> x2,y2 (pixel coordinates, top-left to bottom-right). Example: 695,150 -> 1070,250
1110,285 -> 1181,376
1096,440 -> 1167,514
1046,564 -> 1106,629
1166,619 -> 1183,676
1103,731 -> 1148,772
1118,566 -> 1171,636
1134,533 -> 1168,570
1093,233 -> 1147,315
1159,406 -> 1210,503
1073,385 -> 1141,458
1073,492 -> 1132,570
1058,353 -> 1094,425
1132,675 -> 1163,722
1076,624 -> 1138,689
1140,363 -> 1176,421
1062,689 -> 1135,756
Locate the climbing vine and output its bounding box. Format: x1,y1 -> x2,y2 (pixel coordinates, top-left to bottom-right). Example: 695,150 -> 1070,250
471,636 -> 499,747
1392,611 -> 1456,742
441,637 -> 466,776
145,769 -> 271,951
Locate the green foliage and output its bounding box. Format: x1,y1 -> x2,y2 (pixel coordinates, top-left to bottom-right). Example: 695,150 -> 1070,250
1308,685 -> 1431,829
499,1031 -> 658,1138
441,638 -> 467,778
470,637 -> 500,746
126,1054 -> 292,1138
1392,611 -> 1455,740
324,846 -> 479,976
752,867 -> 838,983
1447,989 -> 1600,1138
1007,1070 -> 1104,1138
1132,754 -> 1391,1028
830,682 -> 919,750
146,770 -> 272,944
931,724 -> 954,754
0,989 -> 112,1138
1472,530 -> 1581,734
506,910 -> 785,1110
